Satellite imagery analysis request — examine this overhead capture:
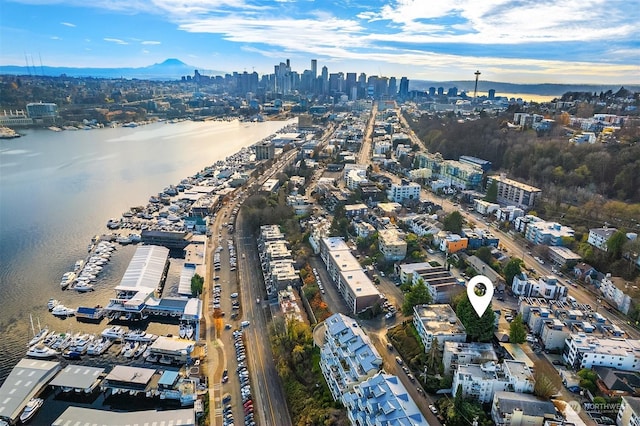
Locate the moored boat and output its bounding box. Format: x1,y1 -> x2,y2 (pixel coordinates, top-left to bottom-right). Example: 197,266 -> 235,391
60,271 -> 76,289
19,398 -> 43,423
27,344 -> 59,358
47,298 -> 60,310
51,305 -> 76,317
101,325 -> 125,340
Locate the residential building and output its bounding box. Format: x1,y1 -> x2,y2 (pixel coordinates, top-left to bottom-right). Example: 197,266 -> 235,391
452,360 -> 535,404
563,334 -> 640,371
491,391 -> 559,426
511,274 -> 568,301
345,168 -> 368,190
320,237 -> 382,314
387,179 -> 421,203
522,217 -> 575,246
438,233 -> 469,253
344,203 -> 368,218
342,372 -> 428,426
588,227 -> 618,251
286,194 -> 313,215
401,214 -> 441,237
378,228 -> 407,261
495,206 -> 524,223
617,396 -> 640,426
319,313 -> 383,400
599,274 -> 634,315
353,221 -> 375,239
486,174 -> 542,208
443,342 -> 498,374
593,367 -> 640,398
395,262 -> 433,285
410,264 -> 464,303
254,140 -> 275,160
475,199 -> 500,216
440,160 -> 484,190
547,246 -> 581,267
461,227 -> 499,250
413,304 -> 466,351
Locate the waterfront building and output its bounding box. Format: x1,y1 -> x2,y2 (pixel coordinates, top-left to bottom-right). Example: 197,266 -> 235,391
26,102 -> 58,124
53,406 -> 195,425
254,140 -> 275,160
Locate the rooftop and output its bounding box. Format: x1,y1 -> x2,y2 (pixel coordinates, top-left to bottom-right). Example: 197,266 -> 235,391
413,304 -> 466,336
494,391 -> 557,418
52,407 -> 195,426
49,365 -> 105,390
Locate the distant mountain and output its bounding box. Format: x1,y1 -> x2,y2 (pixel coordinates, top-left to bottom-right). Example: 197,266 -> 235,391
0,58 -> 227,80
411,80 -> 640,97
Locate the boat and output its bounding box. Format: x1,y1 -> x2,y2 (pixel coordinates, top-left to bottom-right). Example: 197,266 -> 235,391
28,315 -> 48,347
26,344 -> 59,358
62,349 -> 82,360
51,305 -> 76,317
73,259 -> 85,272
60,271 -> 76,289
70,333 -> 95,353
133,343 -> 147,358
101,325 -> 125,340
123,341 -> 139,358
47,298 -> 60,310
124,329 -> 158,342
19,398 -> 43,423
74,282 -> 94,292
116,234 -> 132,245
179,323 -> 187,339
87,336 -> 112,355
50,332 -> 73,350
185,324 -> 194,340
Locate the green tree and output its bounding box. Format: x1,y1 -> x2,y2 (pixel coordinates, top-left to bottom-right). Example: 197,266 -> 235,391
190,273 -> 204,297
425,338 -> 442,375
455,293 -> 496,342
443,211 -> 464,234
484,180 -> 498,203
504,258 -> 523,286
509,314 -> 527,343
577,368 -> 598,393
606,230 -> 627,260
476,246 -> 493,264
402,279 -> 433,316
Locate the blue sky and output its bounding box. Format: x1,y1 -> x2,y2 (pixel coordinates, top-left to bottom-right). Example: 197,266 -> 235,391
1,0 -> 639,84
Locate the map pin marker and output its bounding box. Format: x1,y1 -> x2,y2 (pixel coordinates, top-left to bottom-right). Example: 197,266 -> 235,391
467,275 -> 494,317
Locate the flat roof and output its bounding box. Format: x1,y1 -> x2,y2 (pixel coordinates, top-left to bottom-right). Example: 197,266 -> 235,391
105,365 -> 156,386
414,304 -> 466,336
52,406 -> 195,426
322,237 -> 350,252
151,336 -> 194,354
49,365 -> 105,389
339,269 -> 380,298
329,249 -> 362,272
500,343 -> 536,368
115,245 -> 169,293
158,370 -> 181,387
0,358 -> 61,423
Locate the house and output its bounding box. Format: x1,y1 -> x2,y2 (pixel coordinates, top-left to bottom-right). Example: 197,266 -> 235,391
573,262 -> 597,281
594,367 -> 640,397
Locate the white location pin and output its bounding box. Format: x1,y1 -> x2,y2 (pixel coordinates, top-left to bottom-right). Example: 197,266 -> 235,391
467,275 -> 494,317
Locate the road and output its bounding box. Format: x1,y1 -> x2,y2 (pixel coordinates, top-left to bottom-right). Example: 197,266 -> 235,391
357,101 -> 378,165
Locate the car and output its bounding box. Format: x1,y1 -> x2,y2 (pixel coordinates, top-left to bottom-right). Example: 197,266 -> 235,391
387,343 -> 394,351
230,292 -> 238,298
429,404 -> 438,415
552,360 -> 563,365
395,356 -> 403,365
241,320 -> 250,327
225,323 -> 232,329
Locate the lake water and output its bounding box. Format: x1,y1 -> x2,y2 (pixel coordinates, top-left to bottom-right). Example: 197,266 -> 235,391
0,118 -> 296,385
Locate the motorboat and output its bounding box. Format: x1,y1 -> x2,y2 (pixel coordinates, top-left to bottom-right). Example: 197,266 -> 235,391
74,282 -> 94,292
87,336 -> 112,355
26,344 -> 58,358
101,325 -> 125,340
60,271 -> 76,289
116,234 -> 132,245
133,343 -> 147,358
185,324 -> 194,340
123,341 -> 139,358
179,323 -> 187,339
70,333 -> 95,353
124,329 -> 158,342
51,305 -> 76,317
62,349 -> 82,360
19,398 -> 43,423
47,298 -> 60,310
73,259 -> 85,272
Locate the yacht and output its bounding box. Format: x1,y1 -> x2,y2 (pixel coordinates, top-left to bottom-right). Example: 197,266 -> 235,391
19,398 -> 43,423
70,333 -> 95,353
51,305 -> 76,317
26,344 -> 59,358
60,272 -> 76,289
47,298 -> 60,310
87,336 -> 112,355
185,324 -> 194,340
101,325 -> 125,340
74,282 -> 94,292
124,329 -> 158,342
73,259 -> 85,272
62,349 -> 82,360
133,343 -> 147,358
123,341 -> 139,358
28,327 -> 50,347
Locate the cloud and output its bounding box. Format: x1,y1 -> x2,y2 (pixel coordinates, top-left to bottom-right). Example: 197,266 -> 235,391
104,37 -> 128,45
60,22 -> 76,27
141,40 -> 161,45
50,36 -> 61,40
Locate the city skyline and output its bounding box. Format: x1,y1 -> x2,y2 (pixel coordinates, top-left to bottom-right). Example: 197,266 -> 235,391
1,0 -> 639,85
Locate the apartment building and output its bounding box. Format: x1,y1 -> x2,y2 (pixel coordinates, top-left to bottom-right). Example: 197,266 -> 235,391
491,391 -> 559,426
387,180 -> 421,203
413,304 -> 467,351
320,313 -> 383,401
320,237 -> 382,314
563,334 -> 640,371
410,264 -> 464,303
342,372 -> 428,426
486,174 -> 542,208
617,396 -> 640,426
599,274 -> 633,315
443,342 -> 498,374
524,219 -> 575,246
511,274 -> 568,301
587,227 -> 618,251
547,246 -> 582,267
377,228 -> 407,261
452,361 -> 535,404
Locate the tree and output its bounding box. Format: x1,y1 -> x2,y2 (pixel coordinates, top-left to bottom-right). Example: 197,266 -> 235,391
484,180 -> 498,203
455,293 -> 496,342
190,273 -> 204,297
606,230 -> 627,260
476,246 -> 493,264
509,314 -> 526,343
504,258 -> 523,286
534,369 -> 558,399
577,368 -> 598,393
443,211 -> 463,234
425,338 -> 443,375
402,279 -> 433,316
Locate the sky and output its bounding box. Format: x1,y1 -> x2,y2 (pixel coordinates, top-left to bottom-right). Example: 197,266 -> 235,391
1,0 -> 639,84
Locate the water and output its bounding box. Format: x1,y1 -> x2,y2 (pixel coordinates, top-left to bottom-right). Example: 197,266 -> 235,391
0,118 -> 297,384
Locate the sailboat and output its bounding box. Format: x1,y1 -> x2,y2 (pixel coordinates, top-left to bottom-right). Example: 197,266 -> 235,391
28,315 -> 49,347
